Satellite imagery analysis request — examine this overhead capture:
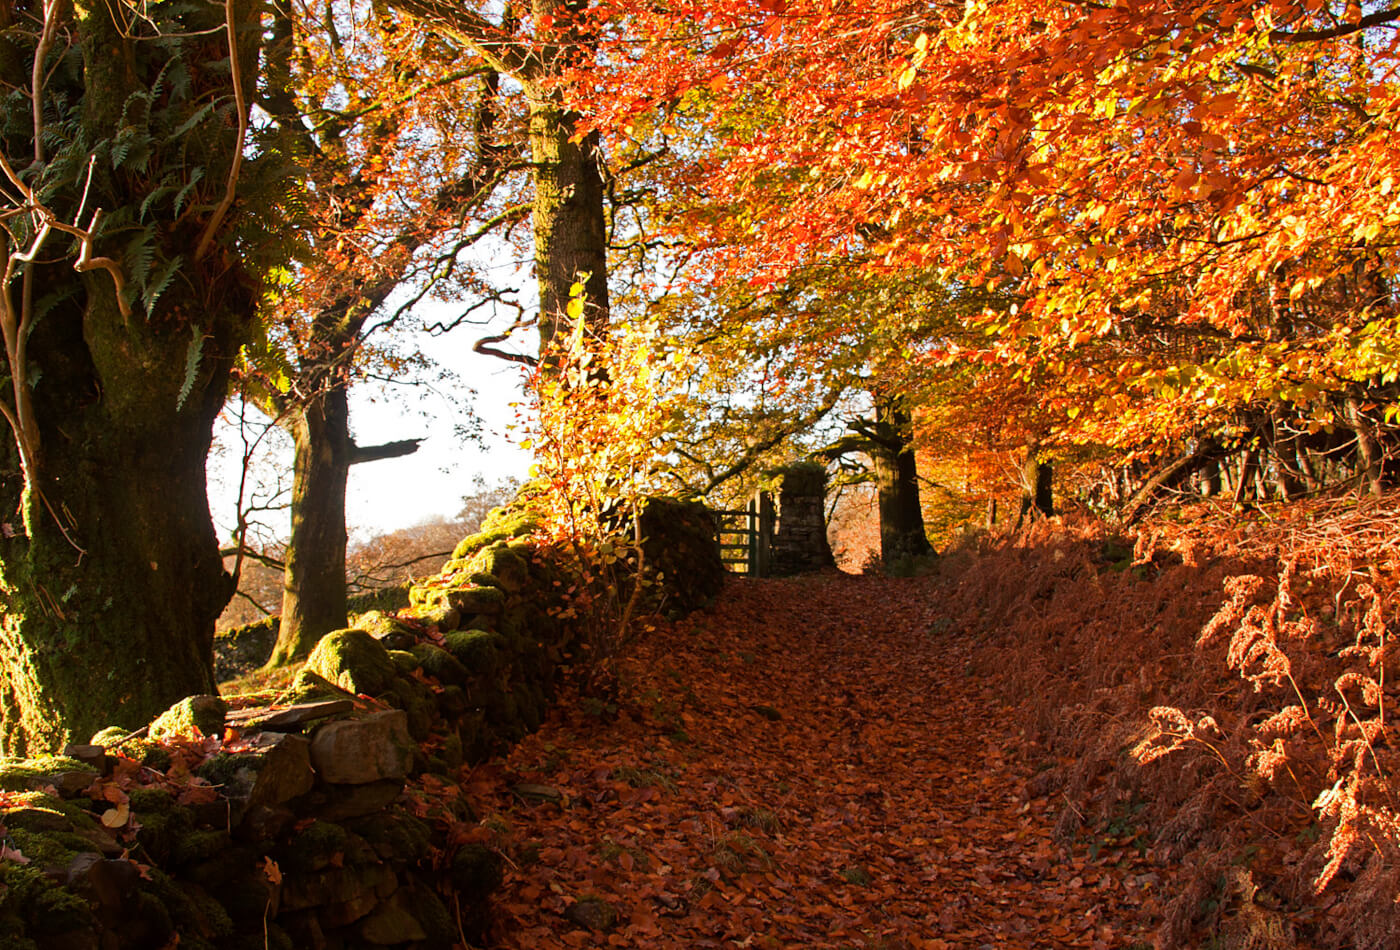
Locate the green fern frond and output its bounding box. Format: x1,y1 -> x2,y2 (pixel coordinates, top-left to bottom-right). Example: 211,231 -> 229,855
177,325 -> 204,411
173,167 -> 204,217
142,254 -> 182,315
123,225 -> 156,289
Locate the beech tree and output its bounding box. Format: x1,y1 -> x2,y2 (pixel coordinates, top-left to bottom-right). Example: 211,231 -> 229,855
575,1 -> 1400,505
390,0 -> 611,350
0,0 -> 278,752
246,1 -> 525,664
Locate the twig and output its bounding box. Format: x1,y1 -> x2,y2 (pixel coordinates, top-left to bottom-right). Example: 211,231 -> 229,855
195,0 -> 247,260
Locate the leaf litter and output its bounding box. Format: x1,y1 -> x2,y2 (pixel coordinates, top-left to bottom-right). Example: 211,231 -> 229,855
465,572 -> 1159,949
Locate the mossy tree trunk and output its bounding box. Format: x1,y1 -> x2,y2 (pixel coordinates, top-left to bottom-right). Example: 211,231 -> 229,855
267,392 -> 352,667
390,0 -> 611,356
263,387 -> 421,666
527,88 -> 610,349
0,0 -> 264,753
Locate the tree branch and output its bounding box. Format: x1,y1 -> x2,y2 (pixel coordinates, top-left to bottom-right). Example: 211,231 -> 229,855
388,0 -> 538,82
349,438 -> 423,465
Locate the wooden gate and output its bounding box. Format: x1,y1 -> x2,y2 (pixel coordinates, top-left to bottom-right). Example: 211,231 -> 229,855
714,493 -> 773,576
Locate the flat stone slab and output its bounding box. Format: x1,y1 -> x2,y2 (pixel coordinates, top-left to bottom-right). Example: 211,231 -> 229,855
226,700 -> 355,731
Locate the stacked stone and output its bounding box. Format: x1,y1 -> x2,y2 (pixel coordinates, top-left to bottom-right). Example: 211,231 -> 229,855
767,463 -> 836,576
0,695 -> 499,949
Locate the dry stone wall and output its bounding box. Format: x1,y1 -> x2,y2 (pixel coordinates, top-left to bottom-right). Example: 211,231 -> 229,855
0,495 -> 724,949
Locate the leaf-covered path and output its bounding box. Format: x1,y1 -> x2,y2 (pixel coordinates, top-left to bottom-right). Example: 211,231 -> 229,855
464,574 -> 1158,949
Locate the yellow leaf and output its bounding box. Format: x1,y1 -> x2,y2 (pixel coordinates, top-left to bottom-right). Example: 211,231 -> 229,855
101,803 -> 130,828
566,296 -> 585,320
897,65 -> 918,91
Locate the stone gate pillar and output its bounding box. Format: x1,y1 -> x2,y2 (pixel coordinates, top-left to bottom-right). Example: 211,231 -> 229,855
767,462 -> 835,576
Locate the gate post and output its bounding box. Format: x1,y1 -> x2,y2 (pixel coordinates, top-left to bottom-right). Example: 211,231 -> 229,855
754,491 -> 774,577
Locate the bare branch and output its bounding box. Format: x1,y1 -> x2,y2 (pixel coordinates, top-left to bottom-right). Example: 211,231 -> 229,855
195,0 -> 248,260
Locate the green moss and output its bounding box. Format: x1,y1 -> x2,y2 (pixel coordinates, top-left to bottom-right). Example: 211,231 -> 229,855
169,830 -> 231,867
0,756 -> 95,792
131,788 -> 192,862
468,545 -> 530,592
149,695 -> 228,741
446,585 -> 506,615
6,828 -> 81,869
450,507 -> 539,560
408,885 -> 457,944
347,812 -> 431,863
387,649 -> 419,674
276,668 -> 357,706
128,786 -> 177,815
194,751 -> 258,789
346,583 -> 411,615
89,726 -> 128,747
442,630 -> 505,674
143,869 -> 234,941
352,610 -> 417,642
410,643 -> 468,685
0,863 -> 93,934
303,629 -> 399,696
402,602 -> 462,632
278,820 -> 349,873
450,843 -> 503,899
121,738 -> 172,770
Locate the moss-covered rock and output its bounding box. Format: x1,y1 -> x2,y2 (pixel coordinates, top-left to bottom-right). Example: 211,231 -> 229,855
638,496 -> 726,615
169,829 -> 231,868
149,695 -> 228,741
0,862 -> 95,936
450,507 -> 539,560
442,630 -> 506,674
5,827 -> 83,871
346,583 -> 411,616
129,787 -> 194,862
214,617 -> 279,681
0,755 -> 97,793
444,585 -> 506,616
450,842 -> 503,900
468,543 -> 531,592
277,820 -> 350,874
353,610 -> 419,649
142,867 -> 235,942
387,649 -> 419,675
347,811 -> 432,864
410,643 -> 468,685
303,629 -> 399,696
277,668 -> 357,706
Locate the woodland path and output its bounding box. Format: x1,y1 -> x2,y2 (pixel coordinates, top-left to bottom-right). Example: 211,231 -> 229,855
462,573 -> 1159,949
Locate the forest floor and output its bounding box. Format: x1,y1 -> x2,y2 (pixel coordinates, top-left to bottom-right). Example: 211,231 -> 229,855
458,572 -> 1162,950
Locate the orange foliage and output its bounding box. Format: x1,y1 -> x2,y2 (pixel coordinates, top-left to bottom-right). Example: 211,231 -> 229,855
941,496 -> 1400,948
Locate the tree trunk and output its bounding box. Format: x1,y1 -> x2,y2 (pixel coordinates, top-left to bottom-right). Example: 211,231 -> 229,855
1345,395 -> 1384,497
529,96 -> 610,351
1015,451 -> 1054,529
266,390 -> 352,667
869,401 -> 931,563
0,0 -> 259,753
386,0 -> 611,365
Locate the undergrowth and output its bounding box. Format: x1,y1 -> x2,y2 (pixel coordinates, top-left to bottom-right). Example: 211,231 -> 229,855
940,493 -> 1399,950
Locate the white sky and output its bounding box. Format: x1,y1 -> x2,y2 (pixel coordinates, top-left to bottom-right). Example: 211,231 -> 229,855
207,309 -> 534,546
